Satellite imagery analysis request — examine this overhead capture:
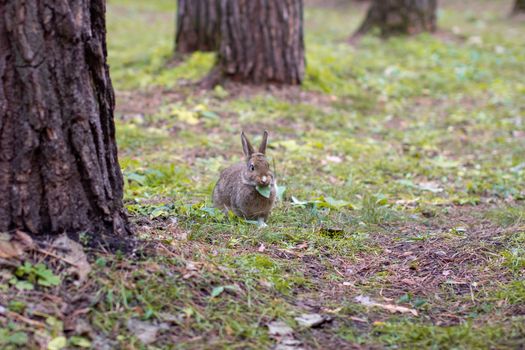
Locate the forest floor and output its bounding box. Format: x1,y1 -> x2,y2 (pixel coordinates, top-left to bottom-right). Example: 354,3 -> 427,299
1,0 -> 524,349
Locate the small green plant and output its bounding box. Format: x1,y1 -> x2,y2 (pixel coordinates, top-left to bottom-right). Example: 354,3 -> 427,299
495,281 -> 525,305
235,253 -> 306,293
359,193 -> 396,225
78,231 -> 91,246
0,329 -> 28,348
502,248 -> 525,275
8,300 -> 26,313
11,262 -> 61,289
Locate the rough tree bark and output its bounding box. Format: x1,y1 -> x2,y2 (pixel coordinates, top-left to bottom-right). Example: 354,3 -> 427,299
512,0 -> 525,15
0,1 -> 129,237
215,0 -> 305,85
353,0 -> 437,38
175,0 -> 221,53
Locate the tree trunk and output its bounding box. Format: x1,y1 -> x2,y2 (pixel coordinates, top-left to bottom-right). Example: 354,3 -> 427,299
216,0 -> 305,85
0,1 -> 129,237
513,0 -> 525,15
175,0 -> 221,53
353,0 -> 437,38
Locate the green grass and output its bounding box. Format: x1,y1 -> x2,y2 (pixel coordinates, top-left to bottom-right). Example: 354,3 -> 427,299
1,0 -> 524,348
106,1 -> 524,347
486,206 -> 525,227
373,319 -> 525,349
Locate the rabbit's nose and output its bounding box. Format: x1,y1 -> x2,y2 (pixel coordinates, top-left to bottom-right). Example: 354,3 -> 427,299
260,176 -> 270,186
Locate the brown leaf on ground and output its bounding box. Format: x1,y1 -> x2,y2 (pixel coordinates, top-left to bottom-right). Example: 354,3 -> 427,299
267,321 -> 304,350
182,261 -> 202,279
355,295 -> 418,316
15,230 -> 35,248
127,319 -> 161,345
267,320 -> 294,337
0,239 -> 23,259
294,313 -> 332,328
52,235 -> 92,284
0,231 -> 34,259
293,242 -> 309,250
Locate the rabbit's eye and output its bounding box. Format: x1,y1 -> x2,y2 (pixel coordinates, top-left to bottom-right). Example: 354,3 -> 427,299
249,164 -> 255,171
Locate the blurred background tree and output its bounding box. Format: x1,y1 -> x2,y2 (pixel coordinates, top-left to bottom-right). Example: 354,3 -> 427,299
352,0 -> 437,39
513,0 -> 525,15
175,0 -> 305,85
175,0 -> 220,54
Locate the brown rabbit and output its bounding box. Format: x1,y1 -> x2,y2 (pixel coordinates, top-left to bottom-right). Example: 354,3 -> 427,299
213,131 -> 276,226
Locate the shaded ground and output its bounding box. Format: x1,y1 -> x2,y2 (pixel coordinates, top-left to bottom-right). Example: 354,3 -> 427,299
1,0 -> 524,349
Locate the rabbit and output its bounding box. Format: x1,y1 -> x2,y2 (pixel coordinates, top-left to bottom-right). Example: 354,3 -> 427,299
213,131 -> 276,226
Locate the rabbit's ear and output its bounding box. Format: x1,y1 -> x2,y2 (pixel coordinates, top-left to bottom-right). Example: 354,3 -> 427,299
259,130 -> 268,154
241,131 -> 254,157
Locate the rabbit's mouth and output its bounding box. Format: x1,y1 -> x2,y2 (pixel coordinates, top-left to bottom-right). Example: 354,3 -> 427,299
257,175 -> 272,187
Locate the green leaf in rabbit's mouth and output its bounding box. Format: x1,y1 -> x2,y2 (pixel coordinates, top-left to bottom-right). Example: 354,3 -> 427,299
256,185 -> 272,198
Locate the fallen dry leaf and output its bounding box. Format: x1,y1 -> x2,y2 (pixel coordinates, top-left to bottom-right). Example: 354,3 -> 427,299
0,240 -> 24,259
401,278 -> 417,286
267,321 -> 303,350
275,338 -> 304,350
324,306 -> 343,314
52,235 -> 91,284
355,295 -> 418,316
293,242 -> 309,250
15,230 -> 35,248
350,316 -> 368,323
185,261 -> 199,271
0,231 -> 34,259
182,261 -> 201,279
127,319 -> 160,345
267,321 -> 293,337
326,155 -> 343,163
294,313 -> 330,328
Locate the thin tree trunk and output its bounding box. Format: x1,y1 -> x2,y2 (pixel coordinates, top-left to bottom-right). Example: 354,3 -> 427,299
175,0 -> 221,53
0,1 -> 129,236
215,0 -> 305,85
353,0 -> 437,38
512,0 -> 525,15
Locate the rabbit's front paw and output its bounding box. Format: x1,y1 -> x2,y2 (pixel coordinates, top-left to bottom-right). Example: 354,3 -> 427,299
257,218 -> 268,228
